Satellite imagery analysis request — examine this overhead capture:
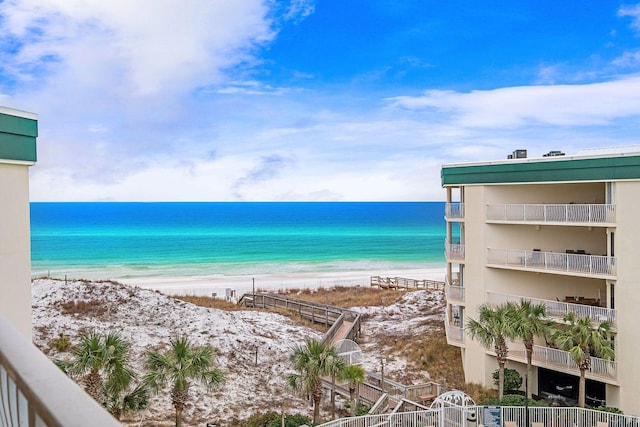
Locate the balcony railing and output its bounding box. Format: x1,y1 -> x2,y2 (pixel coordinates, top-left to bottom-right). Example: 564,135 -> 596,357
486,203 -> 616,224
487,292 -> 616,324
507,343 -> 617,383
445,284 -> 465,304
445,240 -> 465,261
0,315 -> 120,427
487,248 -> 616,278
445,202 -> 465,220
444,306 -> 464,345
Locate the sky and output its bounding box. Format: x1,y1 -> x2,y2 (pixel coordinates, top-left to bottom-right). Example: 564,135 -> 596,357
3,1 -> 640,201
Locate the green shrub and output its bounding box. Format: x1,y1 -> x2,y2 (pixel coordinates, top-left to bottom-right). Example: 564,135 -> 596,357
236,411 -> 312,427
53,332 -> 70,351
492,368 -> 522,391
484,394 -> 547,407
593,406 -> 623,414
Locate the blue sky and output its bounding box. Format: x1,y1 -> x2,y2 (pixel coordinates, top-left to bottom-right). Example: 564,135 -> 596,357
2,1 -> 640,201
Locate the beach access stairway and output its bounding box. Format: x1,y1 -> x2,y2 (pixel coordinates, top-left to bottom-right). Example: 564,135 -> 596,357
370,276 -> 445,291
237,290 -> 445,413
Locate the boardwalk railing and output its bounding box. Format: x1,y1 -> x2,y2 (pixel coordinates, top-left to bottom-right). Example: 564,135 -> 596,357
0,314 -> 120,427
240,292 -> 445,413
370,276 -> 444,291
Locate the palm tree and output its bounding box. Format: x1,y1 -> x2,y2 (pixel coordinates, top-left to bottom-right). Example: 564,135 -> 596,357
466,302 -> 517,400
510,299 -> 551,398
328,353 -> 346,420
551,313 -> 614,408
287,338 -> 341,425
338,364 -> 366,415
143,336 -> 225,427
56,331 -> 141,419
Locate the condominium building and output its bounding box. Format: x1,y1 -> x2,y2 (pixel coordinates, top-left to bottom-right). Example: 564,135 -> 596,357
441,148 -> 640,414
0,106 -> 37,338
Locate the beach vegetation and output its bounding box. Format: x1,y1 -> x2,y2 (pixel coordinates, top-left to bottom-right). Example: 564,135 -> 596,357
550,313 -> 614,408
143,335 -> 225,427
492,368 -> 521,392
338,364 -> 366,415
234,411 -> 312,427
54,331 -> 147,420
53,331 -> 70,351
466,302 -> 517,400
287,338 -> 342,425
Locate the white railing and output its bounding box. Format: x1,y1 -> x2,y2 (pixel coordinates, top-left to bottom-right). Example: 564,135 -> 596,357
507,342 -> 617,382
317,407 -> 640,427
445,284 -> 465,303
486,203 -> 616,224
445,202 -> 465,220
487,248 -> 616,277
0,315 -> 120,427
486,292 -> 616,324
444,240 -> 465,261
444,307 -> 465,345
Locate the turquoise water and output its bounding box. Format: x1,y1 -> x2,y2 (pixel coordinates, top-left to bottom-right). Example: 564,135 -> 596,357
30,202 -> 446,279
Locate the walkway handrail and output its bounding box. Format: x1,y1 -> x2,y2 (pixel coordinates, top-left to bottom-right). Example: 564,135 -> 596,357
370,276 -> 444,290
0,315 -> 120,427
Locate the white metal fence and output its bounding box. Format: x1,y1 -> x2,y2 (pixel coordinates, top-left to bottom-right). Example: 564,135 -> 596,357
318,406 -> 640,427
486,204 -> 616,224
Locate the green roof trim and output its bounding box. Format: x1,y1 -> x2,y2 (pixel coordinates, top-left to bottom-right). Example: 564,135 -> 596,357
0,111 -> 38,163
441,155 -> 640,186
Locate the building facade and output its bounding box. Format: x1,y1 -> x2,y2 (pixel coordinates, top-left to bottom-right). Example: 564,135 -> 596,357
0,106 -> 37,338
441,149 -> 640,413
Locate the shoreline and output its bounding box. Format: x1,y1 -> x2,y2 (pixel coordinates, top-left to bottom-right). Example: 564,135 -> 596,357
119,267 -> 446,297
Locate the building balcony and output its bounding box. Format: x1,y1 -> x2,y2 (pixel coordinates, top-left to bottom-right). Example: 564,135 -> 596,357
487,248 -> 616,279
507,343 -> 617,384
445,284 -> 465,304
486,203 -> 615,226
445,240 -> 465,261
0,315 -> 120,426
445,202 -> 464,221
487,292 -> 616,325
444,306 -> 465,347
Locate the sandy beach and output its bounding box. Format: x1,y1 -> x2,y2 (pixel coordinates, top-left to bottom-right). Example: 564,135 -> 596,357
121,267 -> 446,297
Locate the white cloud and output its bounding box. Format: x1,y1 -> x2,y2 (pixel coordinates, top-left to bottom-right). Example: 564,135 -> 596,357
0,0 -> 275,96
385,76 -> 640,127
619,3 -> 640,33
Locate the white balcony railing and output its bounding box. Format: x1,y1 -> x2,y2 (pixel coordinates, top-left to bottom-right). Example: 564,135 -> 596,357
445,240 -> 465,261
486,203 -> 616,224
444,306 -> 465,345
508,343 -> 617,383
445,202 -> 465,220
0,315 -> 120,427
487,292 -> 616,324
487,248 -> 616,278
445,284 -> 465,304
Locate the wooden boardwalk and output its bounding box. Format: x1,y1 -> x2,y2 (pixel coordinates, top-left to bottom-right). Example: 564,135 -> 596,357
370,276 -> 444,290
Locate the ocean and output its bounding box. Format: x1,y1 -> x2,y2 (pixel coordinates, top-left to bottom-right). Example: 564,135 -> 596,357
30,202 -> 447,282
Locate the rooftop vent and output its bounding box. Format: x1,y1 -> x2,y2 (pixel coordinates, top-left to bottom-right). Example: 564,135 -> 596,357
507,149 -> 527,159
543,150 -> 565,157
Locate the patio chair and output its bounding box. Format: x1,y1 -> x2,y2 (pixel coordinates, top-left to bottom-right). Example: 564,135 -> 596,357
505,422 -> 519,427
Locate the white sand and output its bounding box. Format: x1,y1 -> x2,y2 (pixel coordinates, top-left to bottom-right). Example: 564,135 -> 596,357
121,267 -> 446,297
